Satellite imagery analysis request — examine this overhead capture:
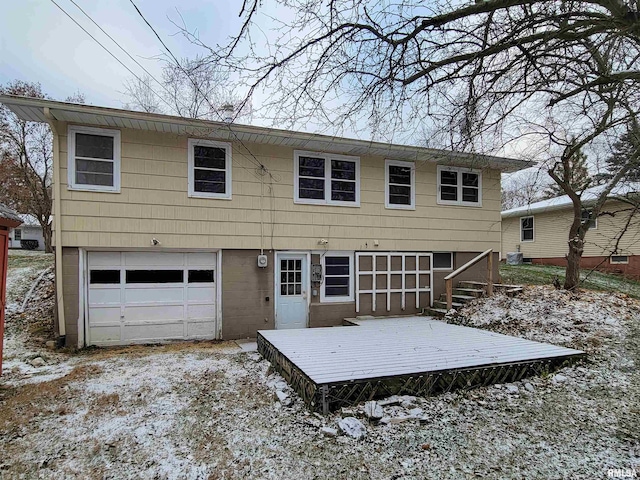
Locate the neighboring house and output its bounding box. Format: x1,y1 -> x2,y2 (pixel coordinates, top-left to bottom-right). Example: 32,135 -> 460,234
8,215 -> 45,250
0,95 -> 527,348
502,183 -> 640,277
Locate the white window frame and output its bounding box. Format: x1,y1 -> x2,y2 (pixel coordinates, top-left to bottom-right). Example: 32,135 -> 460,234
68,125 -> 121,193
581,208 -> 598,230
610,255 -> 629,264
188,138 -> 232,200
293,150 -> 360,207
13,229 -> 22,241
320,252 -> 355,303
385,159 -> 416,210
432,252 -> 454,271
436,165 -> 482,207
521,216 -> 535,242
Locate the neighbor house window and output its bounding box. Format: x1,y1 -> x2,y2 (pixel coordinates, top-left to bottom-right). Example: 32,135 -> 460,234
188,139 -> 232,199
321,253 -> 354,302
433,252 -> 454,270
294,151 -> 360,206
610,255 -> 629,264
437,166 -> 482,206
13,229 -> 22,241
581,209 -> 597,230
521,216 -> 534,242
385,159 -> 415,209
68,125 -> 121,192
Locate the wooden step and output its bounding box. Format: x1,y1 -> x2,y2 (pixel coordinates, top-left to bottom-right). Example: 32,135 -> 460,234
451,294 -> 477,302
453,288 -> 485,298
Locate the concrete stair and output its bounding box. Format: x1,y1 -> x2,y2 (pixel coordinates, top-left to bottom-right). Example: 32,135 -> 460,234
424,281 -> 523,317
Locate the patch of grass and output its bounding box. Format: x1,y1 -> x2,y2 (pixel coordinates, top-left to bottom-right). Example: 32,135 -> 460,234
500,263 -> 640,299
7,250 -> 53,270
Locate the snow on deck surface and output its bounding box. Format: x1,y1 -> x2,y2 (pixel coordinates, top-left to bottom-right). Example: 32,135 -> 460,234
258,316 -> 584,384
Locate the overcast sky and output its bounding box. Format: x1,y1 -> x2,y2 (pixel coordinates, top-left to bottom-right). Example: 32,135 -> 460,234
1,0 -> 246,108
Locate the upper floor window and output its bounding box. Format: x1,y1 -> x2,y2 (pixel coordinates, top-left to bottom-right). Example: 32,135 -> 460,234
68,125 -> 121,192
188,139 -> 232,199
521,216 -> 534,242
385,159 -> 415,209
437,166 -> 482,206
294,151 -> 360,206
581,209 -> 597,230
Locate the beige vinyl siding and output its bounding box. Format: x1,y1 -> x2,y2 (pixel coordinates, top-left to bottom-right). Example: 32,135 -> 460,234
501,200 -> 640,258
57,124 -> 502,251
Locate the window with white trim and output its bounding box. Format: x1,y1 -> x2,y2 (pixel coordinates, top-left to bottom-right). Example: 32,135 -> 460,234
294,151 -> 360,206
320,253 -> 354,302
68,125 -> 121,192
521,216 -> 534,242
13,229 -> 22,241
437,166 -> 482,206
433,252 -> 453,270
581,209 -> 597,230
385,159 -> 415,209
188,139 -> 232,199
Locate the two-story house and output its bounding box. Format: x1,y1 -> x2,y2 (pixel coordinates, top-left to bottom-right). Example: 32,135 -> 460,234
0,95 -> 527,348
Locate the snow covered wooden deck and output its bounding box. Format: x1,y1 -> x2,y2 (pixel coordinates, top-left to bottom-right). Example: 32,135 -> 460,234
257,316 -> 585,413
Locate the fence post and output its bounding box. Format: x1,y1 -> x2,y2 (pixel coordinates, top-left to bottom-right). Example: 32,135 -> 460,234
446,278 -> 453,310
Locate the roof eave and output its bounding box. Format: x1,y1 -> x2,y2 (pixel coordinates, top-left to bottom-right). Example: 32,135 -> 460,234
0,94 -> 531,173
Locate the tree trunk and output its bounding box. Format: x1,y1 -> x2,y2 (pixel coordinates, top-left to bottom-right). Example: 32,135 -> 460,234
42,222 -> 53,254
564,237 -> 583,291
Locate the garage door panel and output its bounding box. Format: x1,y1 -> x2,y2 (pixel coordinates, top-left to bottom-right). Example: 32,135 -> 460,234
124,252 -> 185,266
89,252 -> 122,266
124,286 -> 184,304
89,288 -> 121,305
187,286 -> 216,303
125,304 -> 184,321
87,251 -> 218,346
187,304 -> 215,320
89,326 -> 122,344
187,321 -> 216,337
122,323 -> 184,342
187,252 -> 216,267
88,306 -> 121,325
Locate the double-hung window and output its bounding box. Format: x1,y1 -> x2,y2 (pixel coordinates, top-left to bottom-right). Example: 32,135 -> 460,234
521,216 -> 534,242
385,159 -> 415,209
188,139 -> 232,199
320,253 -> 354,302
437,166 -> 482,206
68,125 -> 121,192
294,151 -> 360,206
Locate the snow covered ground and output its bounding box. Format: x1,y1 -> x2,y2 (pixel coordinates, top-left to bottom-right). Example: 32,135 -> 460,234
1,253 -> 638,479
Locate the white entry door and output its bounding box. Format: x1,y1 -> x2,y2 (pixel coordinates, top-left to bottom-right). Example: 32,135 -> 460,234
87,251 -> 218,346
275,253 -> 309,329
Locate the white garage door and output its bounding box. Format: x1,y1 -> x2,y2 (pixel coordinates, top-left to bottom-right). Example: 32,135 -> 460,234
87,251 -> 218,346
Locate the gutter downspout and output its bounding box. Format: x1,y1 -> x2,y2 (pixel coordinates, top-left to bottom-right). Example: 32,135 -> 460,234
43,107 -> 66,341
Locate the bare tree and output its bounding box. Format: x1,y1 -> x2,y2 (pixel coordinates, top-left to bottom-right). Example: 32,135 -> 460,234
123,57 -> 252,122
502,169 -> 549,210
180,0 -> 640,290
0,81 -> 54,252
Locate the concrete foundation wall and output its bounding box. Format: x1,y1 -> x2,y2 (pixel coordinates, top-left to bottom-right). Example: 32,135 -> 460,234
221,250 -> 275,339
61,247 -> 79,347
